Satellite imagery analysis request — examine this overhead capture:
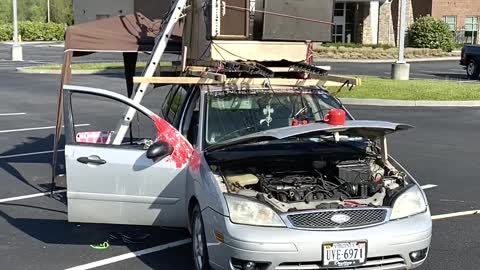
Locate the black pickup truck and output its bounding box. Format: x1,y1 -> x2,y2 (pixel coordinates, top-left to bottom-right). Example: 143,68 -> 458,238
461,45 -> 480,79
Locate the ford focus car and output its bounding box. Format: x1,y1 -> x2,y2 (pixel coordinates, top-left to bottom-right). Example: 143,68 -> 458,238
60,84 -> 431,270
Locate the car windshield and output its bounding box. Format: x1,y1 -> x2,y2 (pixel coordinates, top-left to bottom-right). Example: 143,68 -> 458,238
206,88 -> 343,145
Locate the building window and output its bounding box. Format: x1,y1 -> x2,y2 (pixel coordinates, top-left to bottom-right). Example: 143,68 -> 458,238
333,2 -> 346,43
334,3 -> 345,17
442,16 -> 456,32
465,16 -> 479,44
344,3 -> 355,43
332,25 -> 344,43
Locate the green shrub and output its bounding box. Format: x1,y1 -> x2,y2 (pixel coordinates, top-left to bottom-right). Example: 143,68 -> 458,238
454,43 -> 465,49
0,24 -> 13,41
40,22 -> 65,40
0,21 -> 65,41
409,16 -> 455,52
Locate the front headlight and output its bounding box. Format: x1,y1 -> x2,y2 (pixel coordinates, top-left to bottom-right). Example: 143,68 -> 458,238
224,194 -> 286,227
390,185 -> 428,220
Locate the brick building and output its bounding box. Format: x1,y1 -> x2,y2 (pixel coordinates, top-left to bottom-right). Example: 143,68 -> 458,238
412,0 -> 480,44
347,0 -> 480,46
332,0 -> 414,46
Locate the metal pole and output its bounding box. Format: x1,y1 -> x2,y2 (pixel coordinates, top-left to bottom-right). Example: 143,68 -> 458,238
47,0 -> 51,22
13,0 -> 18,45
397,0 -> 407,63
11,0 -> 23,61
391,0 -> 409,79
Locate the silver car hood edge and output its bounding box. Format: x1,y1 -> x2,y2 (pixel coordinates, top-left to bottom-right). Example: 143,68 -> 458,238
206,120 -> 413,151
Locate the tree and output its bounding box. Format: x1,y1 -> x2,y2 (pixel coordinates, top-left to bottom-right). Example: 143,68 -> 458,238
29,3 -> 47,22
0,0 -> 73,24
16,0 -> 46,22
0,0 -> 12,24
50,0 -> 73,25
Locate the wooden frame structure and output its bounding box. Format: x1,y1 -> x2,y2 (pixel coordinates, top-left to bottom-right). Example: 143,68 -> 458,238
134,73 -> 361,88
136,64 -> 361,88
113,0 -> 362,145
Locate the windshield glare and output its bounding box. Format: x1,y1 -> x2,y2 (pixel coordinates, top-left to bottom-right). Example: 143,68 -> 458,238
206,89 -> 342,145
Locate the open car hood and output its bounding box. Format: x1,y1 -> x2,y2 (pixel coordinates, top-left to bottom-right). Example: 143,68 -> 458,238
206,120 -> 413,151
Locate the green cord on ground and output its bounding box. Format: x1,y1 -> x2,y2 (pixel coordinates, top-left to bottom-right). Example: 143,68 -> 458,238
90,241 -> 110,250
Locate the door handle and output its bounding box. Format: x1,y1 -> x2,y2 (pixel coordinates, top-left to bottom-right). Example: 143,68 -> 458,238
77,156 -> 106,165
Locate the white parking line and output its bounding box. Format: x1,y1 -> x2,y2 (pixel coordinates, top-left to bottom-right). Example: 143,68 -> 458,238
0,149 -> 64,160
0,123 -> 90,134
0,189 -> 66,204
64,239 -> 191,270
432,209 -> 480,220
0,112 -> 27,116
421,184 -> 438,190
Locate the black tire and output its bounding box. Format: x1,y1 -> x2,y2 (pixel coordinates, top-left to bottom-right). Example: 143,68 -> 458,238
191,205 -> 210,270
467,59 -> 480,79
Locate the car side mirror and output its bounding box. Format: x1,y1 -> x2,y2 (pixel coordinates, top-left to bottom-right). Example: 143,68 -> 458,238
146,141 -> 173,160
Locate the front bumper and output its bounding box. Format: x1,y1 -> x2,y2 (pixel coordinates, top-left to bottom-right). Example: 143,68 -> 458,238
202,208 -> 432,270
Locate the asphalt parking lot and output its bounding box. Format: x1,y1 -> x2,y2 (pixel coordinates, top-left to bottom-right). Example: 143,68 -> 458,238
1,44 -> 480,269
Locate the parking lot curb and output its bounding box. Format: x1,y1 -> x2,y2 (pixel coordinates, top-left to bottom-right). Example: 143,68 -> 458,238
315,57 -> 460,63
1,41 -> 64,46
340,98 -> 480,107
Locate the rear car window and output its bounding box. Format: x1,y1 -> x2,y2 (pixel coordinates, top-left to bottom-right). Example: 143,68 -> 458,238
162,86 -> 188,124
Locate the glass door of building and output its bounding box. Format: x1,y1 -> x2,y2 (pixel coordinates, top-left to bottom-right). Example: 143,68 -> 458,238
333,2 -> 355,43
333,2 -> 346,43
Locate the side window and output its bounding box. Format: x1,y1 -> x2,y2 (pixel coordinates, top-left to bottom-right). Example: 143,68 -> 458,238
161,86 -> 188,124
70,93 -> 157,147
182,94 -> 200,146
161,86 -> 175,119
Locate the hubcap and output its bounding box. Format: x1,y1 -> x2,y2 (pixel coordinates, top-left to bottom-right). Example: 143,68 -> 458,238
193,215 -> 204,269
468,62 -> 476,75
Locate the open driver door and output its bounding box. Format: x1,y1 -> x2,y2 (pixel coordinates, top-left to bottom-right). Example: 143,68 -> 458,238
62,85 -> 193,228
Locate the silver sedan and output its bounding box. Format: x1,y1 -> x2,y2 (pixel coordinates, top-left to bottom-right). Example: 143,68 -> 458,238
60,84 -> 431,270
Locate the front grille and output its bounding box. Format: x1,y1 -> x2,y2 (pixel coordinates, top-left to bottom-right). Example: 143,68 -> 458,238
276,255 -> 406,270
286,209 -> 387,229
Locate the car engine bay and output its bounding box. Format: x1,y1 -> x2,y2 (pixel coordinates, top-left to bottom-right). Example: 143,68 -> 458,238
213,156 -> 408,213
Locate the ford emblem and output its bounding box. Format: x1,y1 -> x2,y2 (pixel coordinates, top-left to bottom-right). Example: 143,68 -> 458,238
331,214 -> 351,224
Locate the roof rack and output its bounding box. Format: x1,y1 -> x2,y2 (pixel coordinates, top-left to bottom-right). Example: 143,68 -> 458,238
133,62 -> 360,88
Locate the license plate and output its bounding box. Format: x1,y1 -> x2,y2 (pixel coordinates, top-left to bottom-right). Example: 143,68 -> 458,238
322,241 -> 367,267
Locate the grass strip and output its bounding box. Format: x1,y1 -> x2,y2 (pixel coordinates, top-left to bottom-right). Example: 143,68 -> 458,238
331,77 -> 480,101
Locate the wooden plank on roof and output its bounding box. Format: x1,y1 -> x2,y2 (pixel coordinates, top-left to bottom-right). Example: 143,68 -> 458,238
133,75 -> 360,88
314,74 -> 362,87
134,76 -> 327,86
134,77 -> 220,84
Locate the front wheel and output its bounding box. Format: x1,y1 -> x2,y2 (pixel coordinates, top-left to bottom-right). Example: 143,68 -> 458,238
191,205 -> 210,270
467,59 -> 480,79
